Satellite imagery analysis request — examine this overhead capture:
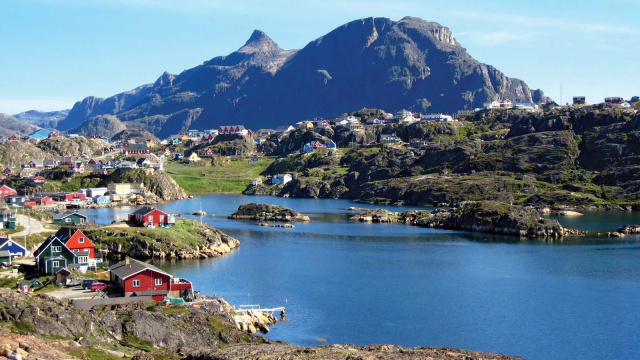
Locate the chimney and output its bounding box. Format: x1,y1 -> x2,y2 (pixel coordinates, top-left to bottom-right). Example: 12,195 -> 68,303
125,256 -> 130,265
7,235 -> 11,240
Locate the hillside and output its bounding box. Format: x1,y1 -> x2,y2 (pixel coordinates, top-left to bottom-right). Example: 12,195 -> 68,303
0,113 -> 39,138
66,114 -> 127,138
13,109 -> 69,128
0,136 -> 105,169
58,16 -> 545,137
244,105 -> 640,210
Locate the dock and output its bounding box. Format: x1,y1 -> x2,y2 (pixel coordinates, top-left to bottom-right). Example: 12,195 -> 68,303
237,304 -> 286,317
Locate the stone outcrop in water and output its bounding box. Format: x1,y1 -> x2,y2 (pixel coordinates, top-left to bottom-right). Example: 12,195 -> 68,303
400,201 -> 581,237
228,203 -> 310,222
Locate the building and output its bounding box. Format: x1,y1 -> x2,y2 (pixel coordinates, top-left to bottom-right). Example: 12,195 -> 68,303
87,187 -> 108,197
380,134 -> 401,144
484,99 -> 513,109
93,195 -> 111,204
327,140 -> 337,149
33,236 -> 76,274
109,258 -> 177,301
311,141 -> 326,149
107,183 -> 145,195
27,159 -> 44,168
272,174 -> 292,185
303,143 -> 314,153
514,103 -> 539,110
52,228 -> 100,268
59,157 -> 73,166
186,153 -> 201,163
128,207 -> 173,227
422,114 -> 455,122
252,178 -> 262,186
33,195 -> 55,205
0,250 -> 11,265
218,125 -> 252,137
0,185 -> 17,198
573,96 -> 586,105
0,238 -> 27,258
346,122 -> 364,130
296,121 -> 314,130
122,143 -> 151,155
275,125 -> 295,134
68,161 -> 85,174
120,161 -> 138,169
605,97 -> 625,104
53,211 -> 88,226
5,196 -> 26,207
0,209 -> 17,230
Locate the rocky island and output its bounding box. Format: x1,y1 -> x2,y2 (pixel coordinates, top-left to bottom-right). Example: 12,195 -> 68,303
351,201 -> 582,237
83,219 -> 240,260
228,203 -> 311,222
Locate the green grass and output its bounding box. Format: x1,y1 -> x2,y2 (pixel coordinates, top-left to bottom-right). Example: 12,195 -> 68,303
162,307 -> 191,316
11,320 -> 35,335
69,347 -> 130,360
165,158 -> 274,194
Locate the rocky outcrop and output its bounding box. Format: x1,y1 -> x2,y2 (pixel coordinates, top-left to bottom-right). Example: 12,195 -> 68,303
85,220 -> 240,260
400,201 -> 581,237
186,344 -> 522,360
109,168 -> 188,201
349,208 -> 399,223
617,225 -> 640,234
228,203 -> 310,222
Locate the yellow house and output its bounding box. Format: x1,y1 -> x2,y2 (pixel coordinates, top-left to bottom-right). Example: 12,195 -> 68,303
109,193 -> 122,202
181,135 -> 190,142
146,139 -> 156,148
131,183 -> 145,193
107,183 -> 132,195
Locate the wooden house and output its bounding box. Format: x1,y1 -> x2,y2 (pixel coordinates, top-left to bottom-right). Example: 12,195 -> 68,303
0,238 -> 27,258
53,211 -> 88,226
0,209 -> 17,230
109,258 -> 174,301
33,236 -> 76,274
128,207 -> 172,227
0,185 -> 17,198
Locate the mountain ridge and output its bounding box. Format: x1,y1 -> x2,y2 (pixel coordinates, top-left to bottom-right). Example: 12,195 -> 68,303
59,16 -> 547,137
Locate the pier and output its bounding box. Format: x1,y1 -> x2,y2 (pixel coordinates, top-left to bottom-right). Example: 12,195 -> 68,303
237,304 -> 286,318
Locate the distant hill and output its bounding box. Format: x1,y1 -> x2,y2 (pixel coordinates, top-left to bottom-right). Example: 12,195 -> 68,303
59,16 -> 547,137
13,109 -> 69,128
66,114 -> 127,138
0,113 -> 39,137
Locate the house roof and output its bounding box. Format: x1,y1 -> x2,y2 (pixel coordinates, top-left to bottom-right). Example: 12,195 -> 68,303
54,267 -> 71,275
0,209 -> 17,216
29,159 -> 43,165
130,206 -> 165,216
34,237 -> 74,259
0,238 -> 26,251
53,228 -> 88,243
52,211 -> 87,221
109,258 -> 172,280
126,144 -> 150,150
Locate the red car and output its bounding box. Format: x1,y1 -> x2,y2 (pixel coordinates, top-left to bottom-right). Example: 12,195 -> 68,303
90,282 -> 116,292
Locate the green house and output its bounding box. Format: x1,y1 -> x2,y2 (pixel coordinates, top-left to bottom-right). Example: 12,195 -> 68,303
0,209 -> 17,230
53,211 -> 88,226
33,236 -> 76,274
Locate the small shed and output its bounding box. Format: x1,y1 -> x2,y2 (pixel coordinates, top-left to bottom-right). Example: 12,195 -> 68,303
17,281 -> 31,293
54,267 -> 71,285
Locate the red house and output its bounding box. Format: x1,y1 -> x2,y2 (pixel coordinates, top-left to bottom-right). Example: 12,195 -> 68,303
53,228 -> 96,264
109,258 -> 174,301
54,192 -> 86,202
7,136 -> 18,141
128,207 -> 172,227
34,196 -> 55,205
122,143 -> 151,155
33,176 -> 45,184
0,185 -> 17,198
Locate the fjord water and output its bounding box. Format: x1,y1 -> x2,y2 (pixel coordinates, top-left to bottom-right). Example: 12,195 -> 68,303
82,196 -> 640,360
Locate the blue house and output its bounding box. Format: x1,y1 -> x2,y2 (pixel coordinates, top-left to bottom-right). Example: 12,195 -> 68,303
327,140 -> 337,149
93,195 -> 111,204
28,129 -> 53,140
0,238 -> 27,258
303,143 -> 314,153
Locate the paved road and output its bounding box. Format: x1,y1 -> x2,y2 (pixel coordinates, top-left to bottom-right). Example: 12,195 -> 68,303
13,214 -> 56,237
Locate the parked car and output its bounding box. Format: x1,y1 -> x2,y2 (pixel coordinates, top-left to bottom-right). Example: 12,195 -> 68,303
90,282 -> 116,292
82,279 -> 99,289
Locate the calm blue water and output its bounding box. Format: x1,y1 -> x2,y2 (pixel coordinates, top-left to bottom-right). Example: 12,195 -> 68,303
80,196 -> 640,360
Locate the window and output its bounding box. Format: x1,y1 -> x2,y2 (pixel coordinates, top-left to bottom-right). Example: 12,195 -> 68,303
148,215 -> 153,223
65,218 -> 71,223
52,261 -> 59,268
132,280 -> 140,287
78,237 -> 84,243
159,215 -> 164,222
155,278 -> 162,286
52,246 -> 61,252
7,241 -> 12,246
78,256 -> 88,264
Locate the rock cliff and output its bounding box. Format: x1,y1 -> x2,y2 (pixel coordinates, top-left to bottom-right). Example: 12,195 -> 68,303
228,203 -> 310,222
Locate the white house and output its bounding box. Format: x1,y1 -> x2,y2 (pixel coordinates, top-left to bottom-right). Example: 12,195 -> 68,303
275,125 -> 295,134
422,113 -> 454,122
272,174 -> 292,185
380,134 -> 401,144
252,178 -> 262,186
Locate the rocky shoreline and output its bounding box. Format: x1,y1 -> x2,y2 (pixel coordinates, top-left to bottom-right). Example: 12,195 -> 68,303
228,203 -> 310,222
0,289 -> 522,360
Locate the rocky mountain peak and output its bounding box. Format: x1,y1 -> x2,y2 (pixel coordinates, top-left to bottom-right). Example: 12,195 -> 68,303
154,71 -> 175,87
398,16 -> 457,46
239,30 -> 281,53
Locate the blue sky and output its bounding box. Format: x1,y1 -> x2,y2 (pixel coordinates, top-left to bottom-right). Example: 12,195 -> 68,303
1,0 -> 638,114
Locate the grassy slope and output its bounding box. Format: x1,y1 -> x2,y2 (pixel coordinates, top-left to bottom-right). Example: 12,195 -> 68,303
165,158 -> 273,194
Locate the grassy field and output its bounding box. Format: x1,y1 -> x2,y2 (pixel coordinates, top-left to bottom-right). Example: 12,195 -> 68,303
165,158 -> 274,194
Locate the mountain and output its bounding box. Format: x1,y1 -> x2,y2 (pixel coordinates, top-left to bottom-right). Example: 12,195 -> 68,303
66,114 -> 127,138
13,109 -> 69,128
0,113 -> 39,137
60,16 -> 547,137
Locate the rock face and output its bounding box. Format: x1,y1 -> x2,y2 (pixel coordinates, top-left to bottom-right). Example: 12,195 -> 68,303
109,168 -> 188,201
228,203 -> 311,222
349,208 -> 399,223
58,16 -> 545,136
401,201 -> 580,237
0,113 -> 39,138
13,109 -> 70,128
